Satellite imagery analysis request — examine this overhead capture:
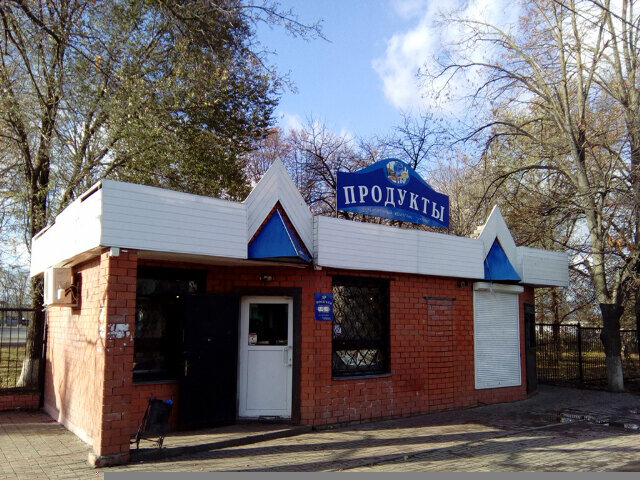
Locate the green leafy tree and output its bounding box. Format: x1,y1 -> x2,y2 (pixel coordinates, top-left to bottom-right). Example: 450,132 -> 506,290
0,0 -> 321,387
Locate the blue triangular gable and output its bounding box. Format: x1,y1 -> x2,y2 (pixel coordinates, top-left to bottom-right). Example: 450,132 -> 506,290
484,239 -> 521,281
248,210 -> 311,263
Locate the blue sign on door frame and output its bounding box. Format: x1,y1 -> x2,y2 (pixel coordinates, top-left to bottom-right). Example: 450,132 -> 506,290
314,293 -> 333,321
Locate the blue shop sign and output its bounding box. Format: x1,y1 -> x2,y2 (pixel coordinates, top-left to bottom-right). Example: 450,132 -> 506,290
314,292 -> 333,321
336,158 -> 449,228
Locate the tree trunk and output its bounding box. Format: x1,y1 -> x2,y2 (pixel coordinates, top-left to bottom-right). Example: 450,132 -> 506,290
17,166 -> 49,389
599,302 -> 624,392
636,293 -> 640,370
16,277 -> 45,388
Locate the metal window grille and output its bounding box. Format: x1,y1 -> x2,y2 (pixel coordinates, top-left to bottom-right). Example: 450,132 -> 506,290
331,276 -> 390,377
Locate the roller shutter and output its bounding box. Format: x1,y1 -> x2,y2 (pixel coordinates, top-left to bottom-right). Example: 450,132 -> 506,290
474,286 -> 522,389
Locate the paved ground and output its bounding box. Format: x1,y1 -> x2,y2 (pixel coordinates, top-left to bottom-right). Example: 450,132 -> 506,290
1,385 -> 639,477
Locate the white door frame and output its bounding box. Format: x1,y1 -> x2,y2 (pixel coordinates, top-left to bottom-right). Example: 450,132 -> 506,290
237,296 -> 293,418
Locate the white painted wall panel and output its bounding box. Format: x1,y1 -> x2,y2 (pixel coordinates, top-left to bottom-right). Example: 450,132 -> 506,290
417,232 -> 484,278
30,188 -> 103,276
100,180 -> 247,259
246,169 -> 278,236
315,216 -> 419,273
315,216 -> 485,279
519,247 -> 568,287
31,176 -> 569,291
474,289 -> 522,389
277,174 -> 314,251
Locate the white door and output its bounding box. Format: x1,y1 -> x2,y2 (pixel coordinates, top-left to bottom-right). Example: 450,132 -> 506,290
238,297 -> 293,418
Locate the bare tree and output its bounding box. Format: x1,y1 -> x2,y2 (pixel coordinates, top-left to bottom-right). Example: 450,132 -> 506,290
592,0 -> 640,353
380,111 -> 448,172
243,127 -> 294,186
425,0 -> 639,391
287,120 -> 365,216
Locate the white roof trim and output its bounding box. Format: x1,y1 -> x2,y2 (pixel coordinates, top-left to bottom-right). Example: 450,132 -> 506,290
30,169 -> 568,288
473,282 -> 524,294
244,159 -> 314,253
477,205 -> 519,274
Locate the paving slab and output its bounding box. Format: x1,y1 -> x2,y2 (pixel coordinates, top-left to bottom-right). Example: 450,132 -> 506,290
0,384 -> 639,477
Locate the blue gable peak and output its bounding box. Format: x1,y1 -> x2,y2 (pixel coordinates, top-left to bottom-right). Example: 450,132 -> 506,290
484,239 -> 520,282
248,209 -> 311,263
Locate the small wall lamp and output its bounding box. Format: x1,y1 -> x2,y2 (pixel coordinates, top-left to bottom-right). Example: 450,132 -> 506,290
457,280 -> 468,287
259,274 -> 274,282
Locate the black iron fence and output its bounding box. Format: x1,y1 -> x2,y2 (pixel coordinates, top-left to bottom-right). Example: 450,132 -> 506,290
0,307 -> 37,390
536,323 -> 640,383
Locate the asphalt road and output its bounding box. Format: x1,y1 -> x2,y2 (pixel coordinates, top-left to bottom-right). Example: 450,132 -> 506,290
0,326 -> 27,345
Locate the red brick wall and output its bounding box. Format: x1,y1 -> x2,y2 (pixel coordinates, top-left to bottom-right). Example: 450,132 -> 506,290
0,392 -> 39,411
134,261 -> 533,427
44,249 -> 138,461
43,255 -> 106,447
96,249 -> 137,458
44,252 -> 537,458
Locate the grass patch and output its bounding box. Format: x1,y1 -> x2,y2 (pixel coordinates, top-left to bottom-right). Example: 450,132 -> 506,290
537,349 -> 640,382
0,345 -> 26,389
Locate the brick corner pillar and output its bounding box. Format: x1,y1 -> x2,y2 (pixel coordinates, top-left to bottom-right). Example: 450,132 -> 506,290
88,248 -> 138,467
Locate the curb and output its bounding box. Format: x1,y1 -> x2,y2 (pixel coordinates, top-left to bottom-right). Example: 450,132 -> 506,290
559,411 -> 640,432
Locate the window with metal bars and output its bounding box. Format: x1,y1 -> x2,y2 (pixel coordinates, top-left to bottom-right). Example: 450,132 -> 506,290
331,276 -> 390,377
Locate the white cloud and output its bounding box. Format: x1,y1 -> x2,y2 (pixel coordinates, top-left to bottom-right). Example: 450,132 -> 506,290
338,127 -> 355,144
372,4 -> 438,112
390,0 -> 431,20
279,112 -> 304,132
374,0 -> 521,116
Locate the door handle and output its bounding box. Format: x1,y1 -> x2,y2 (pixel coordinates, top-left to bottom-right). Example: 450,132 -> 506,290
283,346 -> 292,366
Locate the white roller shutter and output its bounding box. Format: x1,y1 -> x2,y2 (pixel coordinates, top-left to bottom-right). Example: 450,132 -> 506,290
474,283 -> 522,389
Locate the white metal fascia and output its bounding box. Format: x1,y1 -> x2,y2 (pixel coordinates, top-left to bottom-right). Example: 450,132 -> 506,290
30,182 -> 104,276
517,246 -> 569,287
476,205 -> 520,276
244,159 -> 314,253
314,215 -> 485,279
473,282 -> 524,294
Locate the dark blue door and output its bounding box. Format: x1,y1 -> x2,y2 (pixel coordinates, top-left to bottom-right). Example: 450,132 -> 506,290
180,295 -> 239,429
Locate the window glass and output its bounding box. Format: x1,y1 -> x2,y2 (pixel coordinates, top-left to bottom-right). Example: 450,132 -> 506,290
248,303 -> 289,345
332,277 -> 390,377
133,267 -> 205,383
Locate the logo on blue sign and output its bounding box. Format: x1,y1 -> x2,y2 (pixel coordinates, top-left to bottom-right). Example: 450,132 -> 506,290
386,160 -> 410,186
336,158 -> 449,228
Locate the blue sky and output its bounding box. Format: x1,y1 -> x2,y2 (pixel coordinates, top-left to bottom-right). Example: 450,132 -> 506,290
257,0 -> 422,139
256,0 -> 519,139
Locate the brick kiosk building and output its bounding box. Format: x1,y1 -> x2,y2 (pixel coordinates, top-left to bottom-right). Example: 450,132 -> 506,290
30,160 -> 567,466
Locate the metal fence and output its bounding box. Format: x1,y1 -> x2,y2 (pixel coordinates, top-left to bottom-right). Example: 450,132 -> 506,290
0,307 -> 37,390
536,323 -> 640,384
